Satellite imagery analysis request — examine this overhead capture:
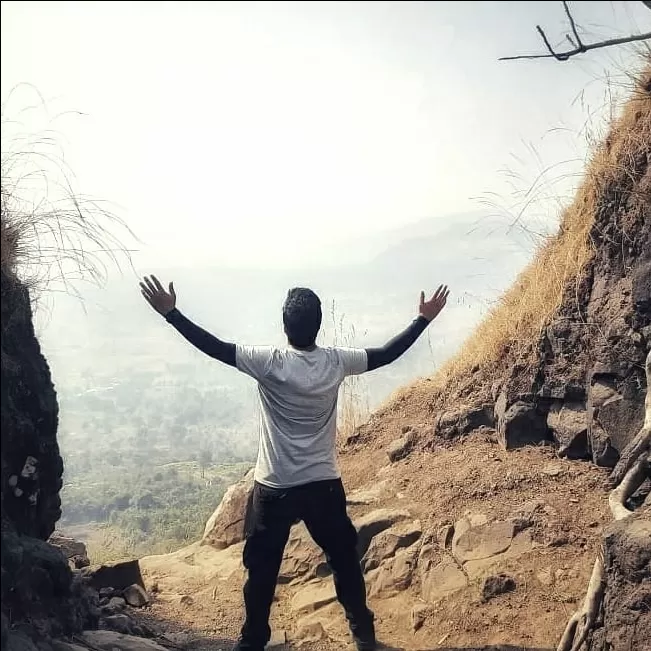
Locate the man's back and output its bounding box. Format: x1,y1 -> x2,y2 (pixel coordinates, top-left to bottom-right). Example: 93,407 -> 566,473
236,345 -> 367,488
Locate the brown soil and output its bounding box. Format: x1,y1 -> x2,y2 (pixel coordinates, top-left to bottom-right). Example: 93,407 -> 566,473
134,430 -> 610,651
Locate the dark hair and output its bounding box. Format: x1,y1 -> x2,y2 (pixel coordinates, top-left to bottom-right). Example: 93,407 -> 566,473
283,287 -> 322,348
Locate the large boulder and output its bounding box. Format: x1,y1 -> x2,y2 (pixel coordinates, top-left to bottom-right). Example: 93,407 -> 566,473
547,401 -> 590,459
494,395 -> 549,449
201,468 -> 254,549
82,560 -> 145,591
434,405 -> 494,439
122,584 -> 150,608
48,533 -> 87,559
587,374 -> 644,467
48,533 -> 90,569
367,544 -> 420,598
588,508 -> 651,651
353,509 -> 411,559
417,544 -> 467,602
362,520 -> 422,572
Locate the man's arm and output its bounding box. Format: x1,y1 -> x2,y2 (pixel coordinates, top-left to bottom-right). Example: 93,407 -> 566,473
165,308 -> 236,366
365,285 -> 449,372
366,316 -> 429,371
140,275 -> 236,367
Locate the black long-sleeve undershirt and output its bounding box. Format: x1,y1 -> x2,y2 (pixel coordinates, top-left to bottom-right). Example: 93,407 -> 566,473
365,316 -> 429,371
165,308 -> 237,366
164,308 -> 430,372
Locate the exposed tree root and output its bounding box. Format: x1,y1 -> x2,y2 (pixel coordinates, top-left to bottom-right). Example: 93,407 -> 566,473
557,350 -> 651,651
557,556 -> 605,651
609,455 -> 651,520
609,426 -> 651,488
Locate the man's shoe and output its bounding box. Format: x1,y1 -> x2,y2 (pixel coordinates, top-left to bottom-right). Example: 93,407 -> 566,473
355,640 -> 377,651
231,641 -> 263,651
350,608 -> 376,651
352,622 -> 377,650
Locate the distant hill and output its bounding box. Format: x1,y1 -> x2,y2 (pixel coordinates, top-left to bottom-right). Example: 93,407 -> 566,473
39,208 -> 537,376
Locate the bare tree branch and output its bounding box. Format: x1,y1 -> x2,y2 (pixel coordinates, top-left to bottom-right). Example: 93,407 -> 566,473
501,1 -> 651,62
563,0 -> 583,50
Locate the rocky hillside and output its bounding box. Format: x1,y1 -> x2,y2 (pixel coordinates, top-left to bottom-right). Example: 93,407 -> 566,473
352,62 -> 651,467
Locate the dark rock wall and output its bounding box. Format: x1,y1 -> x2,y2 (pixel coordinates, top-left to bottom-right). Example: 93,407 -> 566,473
1,269 -> 93,641
588,506 -> 651,651
492,77 -> 651,464
1,271 -> 63,539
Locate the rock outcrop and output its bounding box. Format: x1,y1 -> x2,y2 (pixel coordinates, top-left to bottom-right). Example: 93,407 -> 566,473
499,76 -> 650,461
422,66 -> 651,470
48,532 -> 91,569
1,274 -> 63,540
0,216 -> 158,649
201,468 -> 254,549
0,266 -> 99,648
588,507 -> 651,651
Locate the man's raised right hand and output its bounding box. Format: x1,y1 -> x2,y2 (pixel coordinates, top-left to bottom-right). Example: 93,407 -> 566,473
140,275 -> 176,316
418,285 -> 449,322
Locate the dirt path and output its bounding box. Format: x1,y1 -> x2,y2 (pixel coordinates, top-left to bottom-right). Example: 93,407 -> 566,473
131,432 -> 607,651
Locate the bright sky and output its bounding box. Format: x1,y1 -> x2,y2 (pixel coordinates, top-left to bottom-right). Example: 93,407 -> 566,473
1,1 -> 649,269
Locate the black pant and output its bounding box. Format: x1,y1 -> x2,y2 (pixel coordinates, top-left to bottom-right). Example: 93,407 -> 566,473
237,478 -> 375,650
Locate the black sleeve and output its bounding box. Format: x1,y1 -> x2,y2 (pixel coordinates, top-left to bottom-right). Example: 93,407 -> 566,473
365,316 -> 430,371
164,308 -> 237,367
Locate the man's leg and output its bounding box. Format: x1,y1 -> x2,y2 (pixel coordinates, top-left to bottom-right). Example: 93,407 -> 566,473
301,479 -> 376,651
236,482 -> 294,651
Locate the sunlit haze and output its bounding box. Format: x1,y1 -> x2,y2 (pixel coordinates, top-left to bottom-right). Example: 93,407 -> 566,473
2,1 -> 648,269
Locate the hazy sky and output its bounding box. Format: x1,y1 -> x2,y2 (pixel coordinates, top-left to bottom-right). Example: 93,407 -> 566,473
2,1 -> 649,270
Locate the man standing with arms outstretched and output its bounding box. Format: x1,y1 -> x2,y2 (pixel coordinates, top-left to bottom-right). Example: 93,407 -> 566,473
140,276 -> 449,651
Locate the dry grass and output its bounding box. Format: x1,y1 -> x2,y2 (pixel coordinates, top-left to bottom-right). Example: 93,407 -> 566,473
1,94 -> 134,296
428,60 -> 651,402
1,187 -> 133,292
323,300 -> 371,438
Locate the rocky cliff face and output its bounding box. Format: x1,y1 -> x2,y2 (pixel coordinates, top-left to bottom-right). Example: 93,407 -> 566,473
497,146 -> 650,463
590,506 -> 651,651
342,62 -> 650,651
1,272 -> 62,538
0,267 -> 96,647
430,67 -> 651,469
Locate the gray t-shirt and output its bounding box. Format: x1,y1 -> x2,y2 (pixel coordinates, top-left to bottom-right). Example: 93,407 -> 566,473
236,345 -> 368,488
